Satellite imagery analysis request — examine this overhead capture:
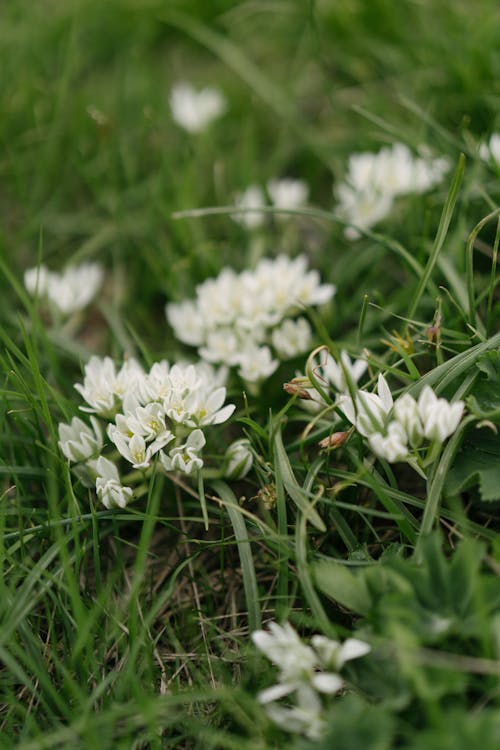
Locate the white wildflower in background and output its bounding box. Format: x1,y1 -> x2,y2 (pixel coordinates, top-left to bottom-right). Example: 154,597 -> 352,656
170,82 -> 226,133
166,255 -> 334,386
24,262 -> 104,316
232,177 -> 309,228
266,178 -> 309,216
252,622 -> 370,740
271,317 -> 312,359
63,356 -> 236,509
24,265 -> 50,297
335,142 -> 450,238
479,133 -> 500,164
232,185 -> 266,228
237,345 -> 279,384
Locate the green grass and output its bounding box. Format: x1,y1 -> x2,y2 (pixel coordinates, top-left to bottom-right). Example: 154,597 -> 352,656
1,0 -> 499,747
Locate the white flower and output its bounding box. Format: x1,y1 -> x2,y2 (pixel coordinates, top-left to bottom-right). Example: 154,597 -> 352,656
341,373 -> 393,437
267,178 -> 309,216
93,456 -> 133,509
264,686 -> 326,740
74,356 -> 144,417
479,133 -> 500,164
335,143 -> 450,239
223,439 -> 253,479
237,346 -> 279,383
393,393 -> 423,445
166,254 -> 334,382
24,262 -> 104,315
336,183 -> 394,239
46,263 -> 104,315
252,622 -> 319,686
271,317 -> 312,359
232,185 -> 266,228
24,265 -> 50,296
170,82 -> 226,133
165,301 -> 205,346
417,386 -> 464,443
107,427 -> 171,469
160,429 -> 206,475
58,416 -> 103,463
253,624 -> 372,739
367,421 -> 409,462
183,385 -> 235,428
118,402 -> 169,441
74,356 -> 118,416
311,635 -> 371,670
322,350 -> 368,393
199,328 -> 242,365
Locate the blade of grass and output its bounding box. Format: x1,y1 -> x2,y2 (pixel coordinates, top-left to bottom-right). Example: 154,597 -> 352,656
210,480 -> 261,631
407,153 -> 465,320
273,445 -> 289,621
273,426 -> 326,532
418,415 -> 476,544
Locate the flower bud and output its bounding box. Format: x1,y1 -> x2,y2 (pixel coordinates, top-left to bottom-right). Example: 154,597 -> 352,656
224,439 -> 253,479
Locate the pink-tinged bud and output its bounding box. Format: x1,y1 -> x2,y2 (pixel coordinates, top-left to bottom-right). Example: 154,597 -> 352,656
283,379 -> 313,400
319,431 -> 351,450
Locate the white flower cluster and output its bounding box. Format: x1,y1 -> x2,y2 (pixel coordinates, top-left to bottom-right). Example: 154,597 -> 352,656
252,622 -> 370,740
340,374 -> 464,464
58,355 -> 235,509
170,82 -> 226,133
479,133 -> 500,165
166,255 -> 335,384
335,143 -> 450,239
24,262 -> 104,316
232,178 -> 309,229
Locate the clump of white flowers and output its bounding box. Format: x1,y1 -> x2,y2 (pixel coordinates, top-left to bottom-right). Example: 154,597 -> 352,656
24,262 -> 104,317
335,142 -> 450,239
166,255 -> 335,385
479,133 -> 500,165
232,178 -> 309,229
170,82 -> 226,133
339,374 -> 465,467
58,355 -> 236,509
252,622 -> 370,740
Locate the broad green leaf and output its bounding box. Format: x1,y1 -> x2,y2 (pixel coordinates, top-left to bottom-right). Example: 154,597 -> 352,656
446,429 -> 500,503
467,350 -> 500,420
314,560 -> 372,615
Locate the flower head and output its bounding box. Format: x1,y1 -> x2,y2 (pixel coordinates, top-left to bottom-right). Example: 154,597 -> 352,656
93,456 -> 133,509
223,439 -> 253,479
479,133 -> 500,164
58,416 -> 103,463
417,386 -> 464,442
266,178 -> 309,216
232,185 -> 266,228
170,82 -> 226,133
24,262 -> 104,316
335,142 -> 450,239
